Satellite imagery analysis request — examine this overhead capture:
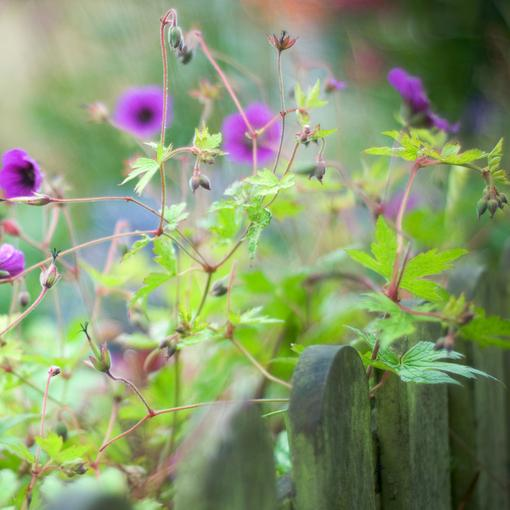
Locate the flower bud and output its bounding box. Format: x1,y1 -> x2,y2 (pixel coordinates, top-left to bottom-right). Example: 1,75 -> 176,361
55,422 -> 68,442
88,342 -> 111,374
168,26 -> 184,49
61,460 -> 87,477
1,219 -> 21,237
49,366 -> 61,377
84,102 -> 109,123
5,195 -> 51,206
40,262 -> 60,289
18,291 -> 30,308
178,45 -> 193,64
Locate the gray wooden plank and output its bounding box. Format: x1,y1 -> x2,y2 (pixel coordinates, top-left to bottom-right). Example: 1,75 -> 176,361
287,345 -> 375,510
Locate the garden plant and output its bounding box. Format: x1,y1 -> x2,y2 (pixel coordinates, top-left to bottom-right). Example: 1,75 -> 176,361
0,5 -> 509,509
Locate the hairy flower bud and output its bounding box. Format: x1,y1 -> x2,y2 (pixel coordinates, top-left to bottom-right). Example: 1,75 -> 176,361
49,365 -> 61,377
189,173 -> 201,193
488,198 -> 499,218
85,102 -> 109,123
310,160 -> 327,183
199,174 -> 211,191
168,26 -> 184,49
210,280 -> 228,297
476,198 -> 488,218
5,194 -> 51,206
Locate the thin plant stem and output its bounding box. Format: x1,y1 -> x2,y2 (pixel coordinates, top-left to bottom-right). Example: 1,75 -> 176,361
106,370 -> 154,415
98,398 -> 289,453
92,398 -> 120,473
230,336 -> 292,389
193,31 -> 254,134
193,271 -> 213,322
272,50 -> 286,173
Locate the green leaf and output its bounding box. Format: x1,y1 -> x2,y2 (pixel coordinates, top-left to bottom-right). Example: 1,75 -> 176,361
245,169 -> 295,197
120,157 -> 160,195
0,438 -> 35,463
36,433 -> 63,460
369,341 -> 496,384
459,310 -> 510,348
153,237 -> 177,273
246,206 -> 272,258
231,306 -> 283,326
346,216 -> 395,280
399,248 -> 468,302
294,80 -> 328,124
310,128 -> 338,142
194,126 -> 222,150
163,202 -> 189,231
133,273 -> 171,302
121,235 -> 153,262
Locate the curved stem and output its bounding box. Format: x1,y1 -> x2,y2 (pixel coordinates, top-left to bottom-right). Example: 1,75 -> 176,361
193,31 -> 254,134
106,370 -> 154,415
193,271 -> 213,322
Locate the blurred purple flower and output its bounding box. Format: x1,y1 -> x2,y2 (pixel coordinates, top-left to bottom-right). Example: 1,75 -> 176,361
325,77 -> 347,93
387,67 -> 458,133
0,149 -> 42,199
383,189 -> 421,221
387,68 -> 430,114
0,243 -> 25,278
113,86 -> 170,139
222,103 -> 281,165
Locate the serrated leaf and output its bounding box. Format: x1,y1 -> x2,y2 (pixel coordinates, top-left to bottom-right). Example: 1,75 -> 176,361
246,207 -> 272,259
163,202 -> 189,231
369,341 -> 495,384
120,157 -> 160,195
36,433 -> 63,460
459,310 -> 510,348
0,438 -> 35,463
245,169 -> 295,197
310,128 -> 337,141
231,306 -> 283,326
132,272 -> 172,302
121,236 -> 152,262
153,237 -> 177,273
194,126 -> 222,150
346,216 -> 395,280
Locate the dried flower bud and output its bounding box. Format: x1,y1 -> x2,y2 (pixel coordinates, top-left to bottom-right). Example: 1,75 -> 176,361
1,219 -> 21,237
267,30 -> 297,52
18,291 -> 30,308
85,102 -> 109,123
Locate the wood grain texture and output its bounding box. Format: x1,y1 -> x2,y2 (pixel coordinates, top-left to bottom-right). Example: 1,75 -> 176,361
375,325 -> 451,510
287,345 -> 375,510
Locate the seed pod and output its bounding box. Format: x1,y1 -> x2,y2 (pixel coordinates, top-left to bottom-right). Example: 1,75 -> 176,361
211,280 -> 228,297
199,174 -> 211,191
488,198 -> 499,218
189,173 -> 201,193
476,198 -> 488,218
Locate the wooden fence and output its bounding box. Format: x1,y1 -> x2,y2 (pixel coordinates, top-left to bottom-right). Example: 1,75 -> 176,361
174,269 -> 510,510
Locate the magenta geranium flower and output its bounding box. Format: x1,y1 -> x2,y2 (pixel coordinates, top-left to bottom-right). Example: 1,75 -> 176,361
0,149 -> 42,199
113,86 -> 171,139
222,103 -> 281,165
387,67 -> 458,133
0,244 -> 25,278
325,77 -> 347,93
382,189 -> 421,221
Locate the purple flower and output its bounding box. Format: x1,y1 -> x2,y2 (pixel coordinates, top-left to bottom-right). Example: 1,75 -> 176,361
325,77 -> 347,93
222,103 -> 281,165
387,67 -> 459,133
113,86 -> 171,139
387,68 -> 430,114
0,149 -> 43,199
0,243 -> 25,278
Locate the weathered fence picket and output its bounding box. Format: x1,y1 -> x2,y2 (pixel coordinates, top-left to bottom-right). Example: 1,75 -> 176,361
287,345 -> 375,510
375,325 -> 451,510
